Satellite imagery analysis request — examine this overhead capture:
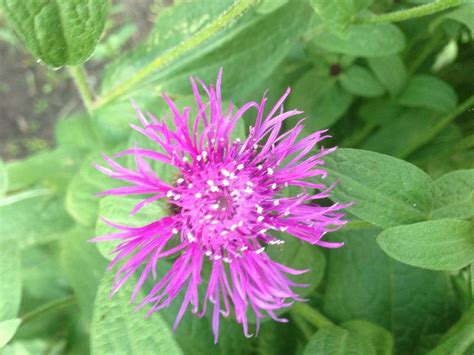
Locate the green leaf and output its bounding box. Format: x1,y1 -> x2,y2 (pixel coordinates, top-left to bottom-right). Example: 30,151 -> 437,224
0,0 -> 109,67
5,149 -> 83,193
267,234 -> 326,297
90,272 -> 183,355
256,0 -> 288,14
342,320 -> 394,355
428,306 -> 474,355
0,160 -> 6,197
0,193 -> 74,247
65,152 -> 118,226
1,338 -> 66,355
367,55 -> 407,96
357,98 -> 403,125
339,65 -> 385,97
290,70 -> 353,130
95,196 -> 168,260
310,0 -> 371,35
377,219 -> 474,271
303,324 -> 377,355
430,4 -> 474,35
101,0 -> 311,104
432,169 -> 474,219
54,114 -> 99,151
312,23 -> 405,57
362,109 -> 442,157
61,226 -> 107,323
322,148 -> 433,228
0,242 -> 21,320
399,75 -> 458,113
323,228 -> 458,353
0,319 -> 21,348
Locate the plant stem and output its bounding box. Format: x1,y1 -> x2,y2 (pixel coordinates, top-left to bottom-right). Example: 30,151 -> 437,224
357,0 -> 464,24
68,66 -> 95,113
21,295 -> 76,326
397,95 -> 474,159
94,0 -> 259,109
291,303 -> 334,329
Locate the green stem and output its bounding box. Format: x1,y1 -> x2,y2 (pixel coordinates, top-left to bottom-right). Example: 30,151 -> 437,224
397,95 -> 474,159
292,303 -> 334,329
451,133 -> 474,154
21,296 -> 76,326
357,0 -> 464,24
95,0 -> 259,109
68,66 -> 95,112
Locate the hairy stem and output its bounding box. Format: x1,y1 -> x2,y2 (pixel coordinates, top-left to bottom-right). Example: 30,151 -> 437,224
357,0 -> 464,24
292,302 -> 334,329
94,0 -> 259,109
397,95 -> 474,159
68,66 -> 95,112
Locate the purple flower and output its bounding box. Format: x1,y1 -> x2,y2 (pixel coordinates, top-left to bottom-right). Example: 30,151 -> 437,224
93,70 -> 346,342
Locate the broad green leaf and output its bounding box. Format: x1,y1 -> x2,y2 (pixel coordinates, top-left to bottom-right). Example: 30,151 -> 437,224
0,160 -> 6,197
5,149 -> 82,193
303,324 -> 377,355
399,75 -> 458,113
0,193 -> 73,247
66,152 -> 118,226
102,0 -> 311,104
342,320 -> 393,355
54,114 -> 99,151
90,272 -> 183,355
95,196 -> 168,260
61,226 -> 107,323
377,219 -> 474,271
362,109 -> 442,157
322,148 -> 433,228
428,306 -> 474,355
0,242 -> 20,320
357,98 -> 403,125
1,338 -> 66,355
92,23 -> 137,61
267,234 -> 326,297
0,0 -> 109,67
256,0 -> 288,14
323,228 -> 458,353
310,0 -> 372,34
257,321 -> 302,355
290,70 -> 353,130
312,23 -> 405,57
339,65 -> 385,97
430,4 -> 474,35
367,55 -> 407,96
432,169 -> 474,219
0,319 -> 21,348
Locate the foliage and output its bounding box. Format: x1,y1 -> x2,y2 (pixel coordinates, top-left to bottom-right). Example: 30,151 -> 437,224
0,0 -> 473,354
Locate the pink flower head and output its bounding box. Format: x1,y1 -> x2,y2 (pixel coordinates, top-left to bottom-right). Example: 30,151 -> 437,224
93,70 -> 346,342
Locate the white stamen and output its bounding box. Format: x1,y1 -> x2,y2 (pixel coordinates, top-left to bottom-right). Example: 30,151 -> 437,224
229,172 -> 236,179
240,246 -> 248,252
267,168 -> 274,175
187,232 -> 195,242
205,251 -> 212,256
214,255 -> 221,260
237,163 -> 244,170
211,220 -> 219,225
238,220 -> 244,227
196,155 -> 202,161
204,215 -> 212,220
280,226 -> 288,232
284,209 -> 290,216
223,179 -> 230,186
207,180 -> 214,186
172,228 -> 178,234
256,204 -> 263,214
182,156 -> 188,162
223,257 -> 231,263
230,224 -> 237,231
274,200 -> 280,206
211,204 -> 219,210
202,151 -> 208,158
256,247 -> 265,254
166,190 -> 174,198
173,194 -> 181,200
210,185 -> 219,193
188,183 -> 193,188
195,192 -> 202,198
221,169 -> 230,177
271,183 -> 277,189
244,186 -> 253,194
257,165 -> 262,170
259,229 -> 267,234
176,178 -> 184,184
257,216 -> 264,222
